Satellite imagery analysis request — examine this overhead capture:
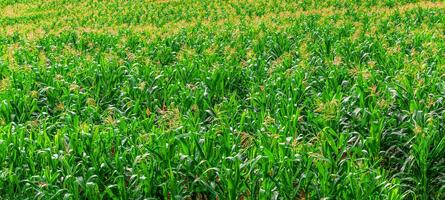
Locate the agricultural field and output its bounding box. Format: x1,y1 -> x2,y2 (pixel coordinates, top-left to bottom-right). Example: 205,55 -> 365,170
0,0 -> 445,199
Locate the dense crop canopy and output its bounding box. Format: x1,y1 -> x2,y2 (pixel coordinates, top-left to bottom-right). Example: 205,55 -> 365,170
0,0 -> 444,199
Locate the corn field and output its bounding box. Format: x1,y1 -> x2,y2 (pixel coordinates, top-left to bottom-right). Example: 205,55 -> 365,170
0,0 -> 444,199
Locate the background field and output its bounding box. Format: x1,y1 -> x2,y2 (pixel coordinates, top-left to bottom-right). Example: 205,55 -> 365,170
0,0 -> 445,199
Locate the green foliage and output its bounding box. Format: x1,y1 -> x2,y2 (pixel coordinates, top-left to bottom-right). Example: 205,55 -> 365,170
0,0 -> 444,199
